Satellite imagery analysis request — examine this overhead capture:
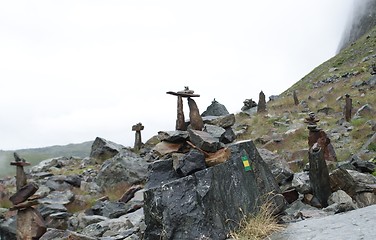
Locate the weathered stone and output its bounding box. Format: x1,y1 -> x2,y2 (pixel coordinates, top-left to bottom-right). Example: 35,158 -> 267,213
176,96 -> 186,130
39,190 -> 75,206
95,150 -> 149,188
188,129 -> 222,153
81,216 -> 133,238
201,99 -> 229,117
292,172 -> 311,194
64,175 -> 82,188
90,137 -> 124,162
309,144 -> 332,207
355,192 -> 376,207
220,127 -> 235,144
205,147 -> 231,167
77,213 -> 109,229
318,107 -> 335,115
40,228 -> 96,240
344,94 -> 352,121
37,203 -> 68,218
355,104 -> 374,118
329,168 -> 357,197
257,91 -> 266,113
187,97 -> 204,130
176,149 -> 206,177
202,114 -> 236,128
152,141 -> 183,156
241,98 -> 257,111
132,122 -> 144,151
17,207 -> 46,239
203,124 -> 226,139
258,148 -> 294,186
119,185 -> 143,203
145,159 -> 180,190
351,157 -> 376,173
143,140 -> 284,240
157,130 -> 189,143
293,90 -> 299,105
326,190 -> 357,213
9,182 -> 39,205
282,188 -> 299,204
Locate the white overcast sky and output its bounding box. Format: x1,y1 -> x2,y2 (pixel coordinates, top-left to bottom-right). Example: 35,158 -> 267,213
0,0 -> 355,150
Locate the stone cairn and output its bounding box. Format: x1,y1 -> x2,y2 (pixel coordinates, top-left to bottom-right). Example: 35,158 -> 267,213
304,113 -> 332,207
257,90 -> 266,113
241,98 -> 257,111
293,90 -> 299,106
344,93 -> 352,122
9,153 -> 46,239
132,122 -> 144,151
167,86 -> 203,131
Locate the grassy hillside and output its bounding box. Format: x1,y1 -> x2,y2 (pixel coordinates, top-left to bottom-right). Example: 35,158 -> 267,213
0,141 -> 93,178
235,25 -> 376,169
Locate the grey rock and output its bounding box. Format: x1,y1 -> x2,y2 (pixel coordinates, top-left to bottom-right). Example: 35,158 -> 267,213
203,124 -> 226,139
220,127 -> 236,144
38,203 -> 68,218
40,228 -> 96,240
188,129 -> 222,153
81,216 -> 133,238
90,137 -> 124,162
292,172 -> 311,194
157,130 -> 189,143
202,114 -> 236,128
0,217 -> 16,240
258,148 -> 294,186
201,99 -> 229,116
95,149 -> 149,188
325,190 -> 357,213
355,104 -> 374,118
77,213 -> 109,229
143,140 -> 284,240
38,190 -> 75,205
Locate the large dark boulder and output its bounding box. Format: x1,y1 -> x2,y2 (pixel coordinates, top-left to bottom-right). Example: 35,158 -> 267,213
90,137 -> 124,163
143,140 -> 285,240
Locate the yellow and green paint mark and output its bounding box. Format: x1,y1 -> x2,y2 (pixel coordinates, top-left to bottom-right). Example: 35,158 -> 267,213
241,153 -> 253,172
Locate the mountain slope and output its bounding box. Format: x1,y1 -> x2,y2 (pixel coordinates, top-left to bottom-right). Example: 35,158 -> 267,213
235,25 -> 376,168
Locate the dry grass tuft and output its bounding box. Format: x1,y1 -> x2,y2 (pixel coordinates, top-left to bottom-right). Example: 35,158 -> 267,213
230,202 -> 284,240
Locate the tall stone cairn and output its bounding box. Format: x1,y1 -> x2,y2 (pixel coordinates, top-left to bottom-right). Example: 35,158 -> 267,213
257,91 -> 266,113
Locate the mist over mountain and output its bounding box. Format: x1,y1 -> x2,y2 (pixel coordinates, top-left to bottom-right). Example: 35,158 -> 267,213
338,0 -> 376,51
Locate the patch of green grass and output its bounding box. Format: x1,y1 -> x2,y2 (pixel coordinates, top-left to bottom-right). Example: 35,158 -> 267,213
368,142 -> 376,152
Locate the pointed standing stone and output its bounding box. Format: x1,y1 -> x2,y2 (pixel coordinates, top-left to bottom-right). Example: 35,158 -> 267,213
257,91 -> 266,113
188,97 -> 203,130
309,143 -> 332,207
344,94 -> 352,122
293,90 -> 299,105
176,96 -> 186,130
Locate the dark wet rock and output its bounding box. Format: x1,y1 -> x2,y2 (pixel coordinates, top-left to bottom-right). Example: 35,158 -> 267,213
65,175 -> 82,188
157,130 -> 189,143
188,129 -> 223,153
144,159 -> 180,189
202,114 -> 236,128
176,149 -> 206,177
241,98 -> 257,111
351,156 -> 376,173
220,127 -> 236,144
201,99 -> 229,116
95,149 -> 149,188
90,137 -> 124,162
143,140 -> 284,240
282,188 -> 299,204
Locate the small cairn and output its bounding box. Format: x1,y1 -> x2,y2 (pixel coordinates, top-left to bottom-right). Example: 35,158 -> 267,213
9,153 -> 46,239
132,122 -> 144,151
167,86 -> 203,130
344,93 -> 353,122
